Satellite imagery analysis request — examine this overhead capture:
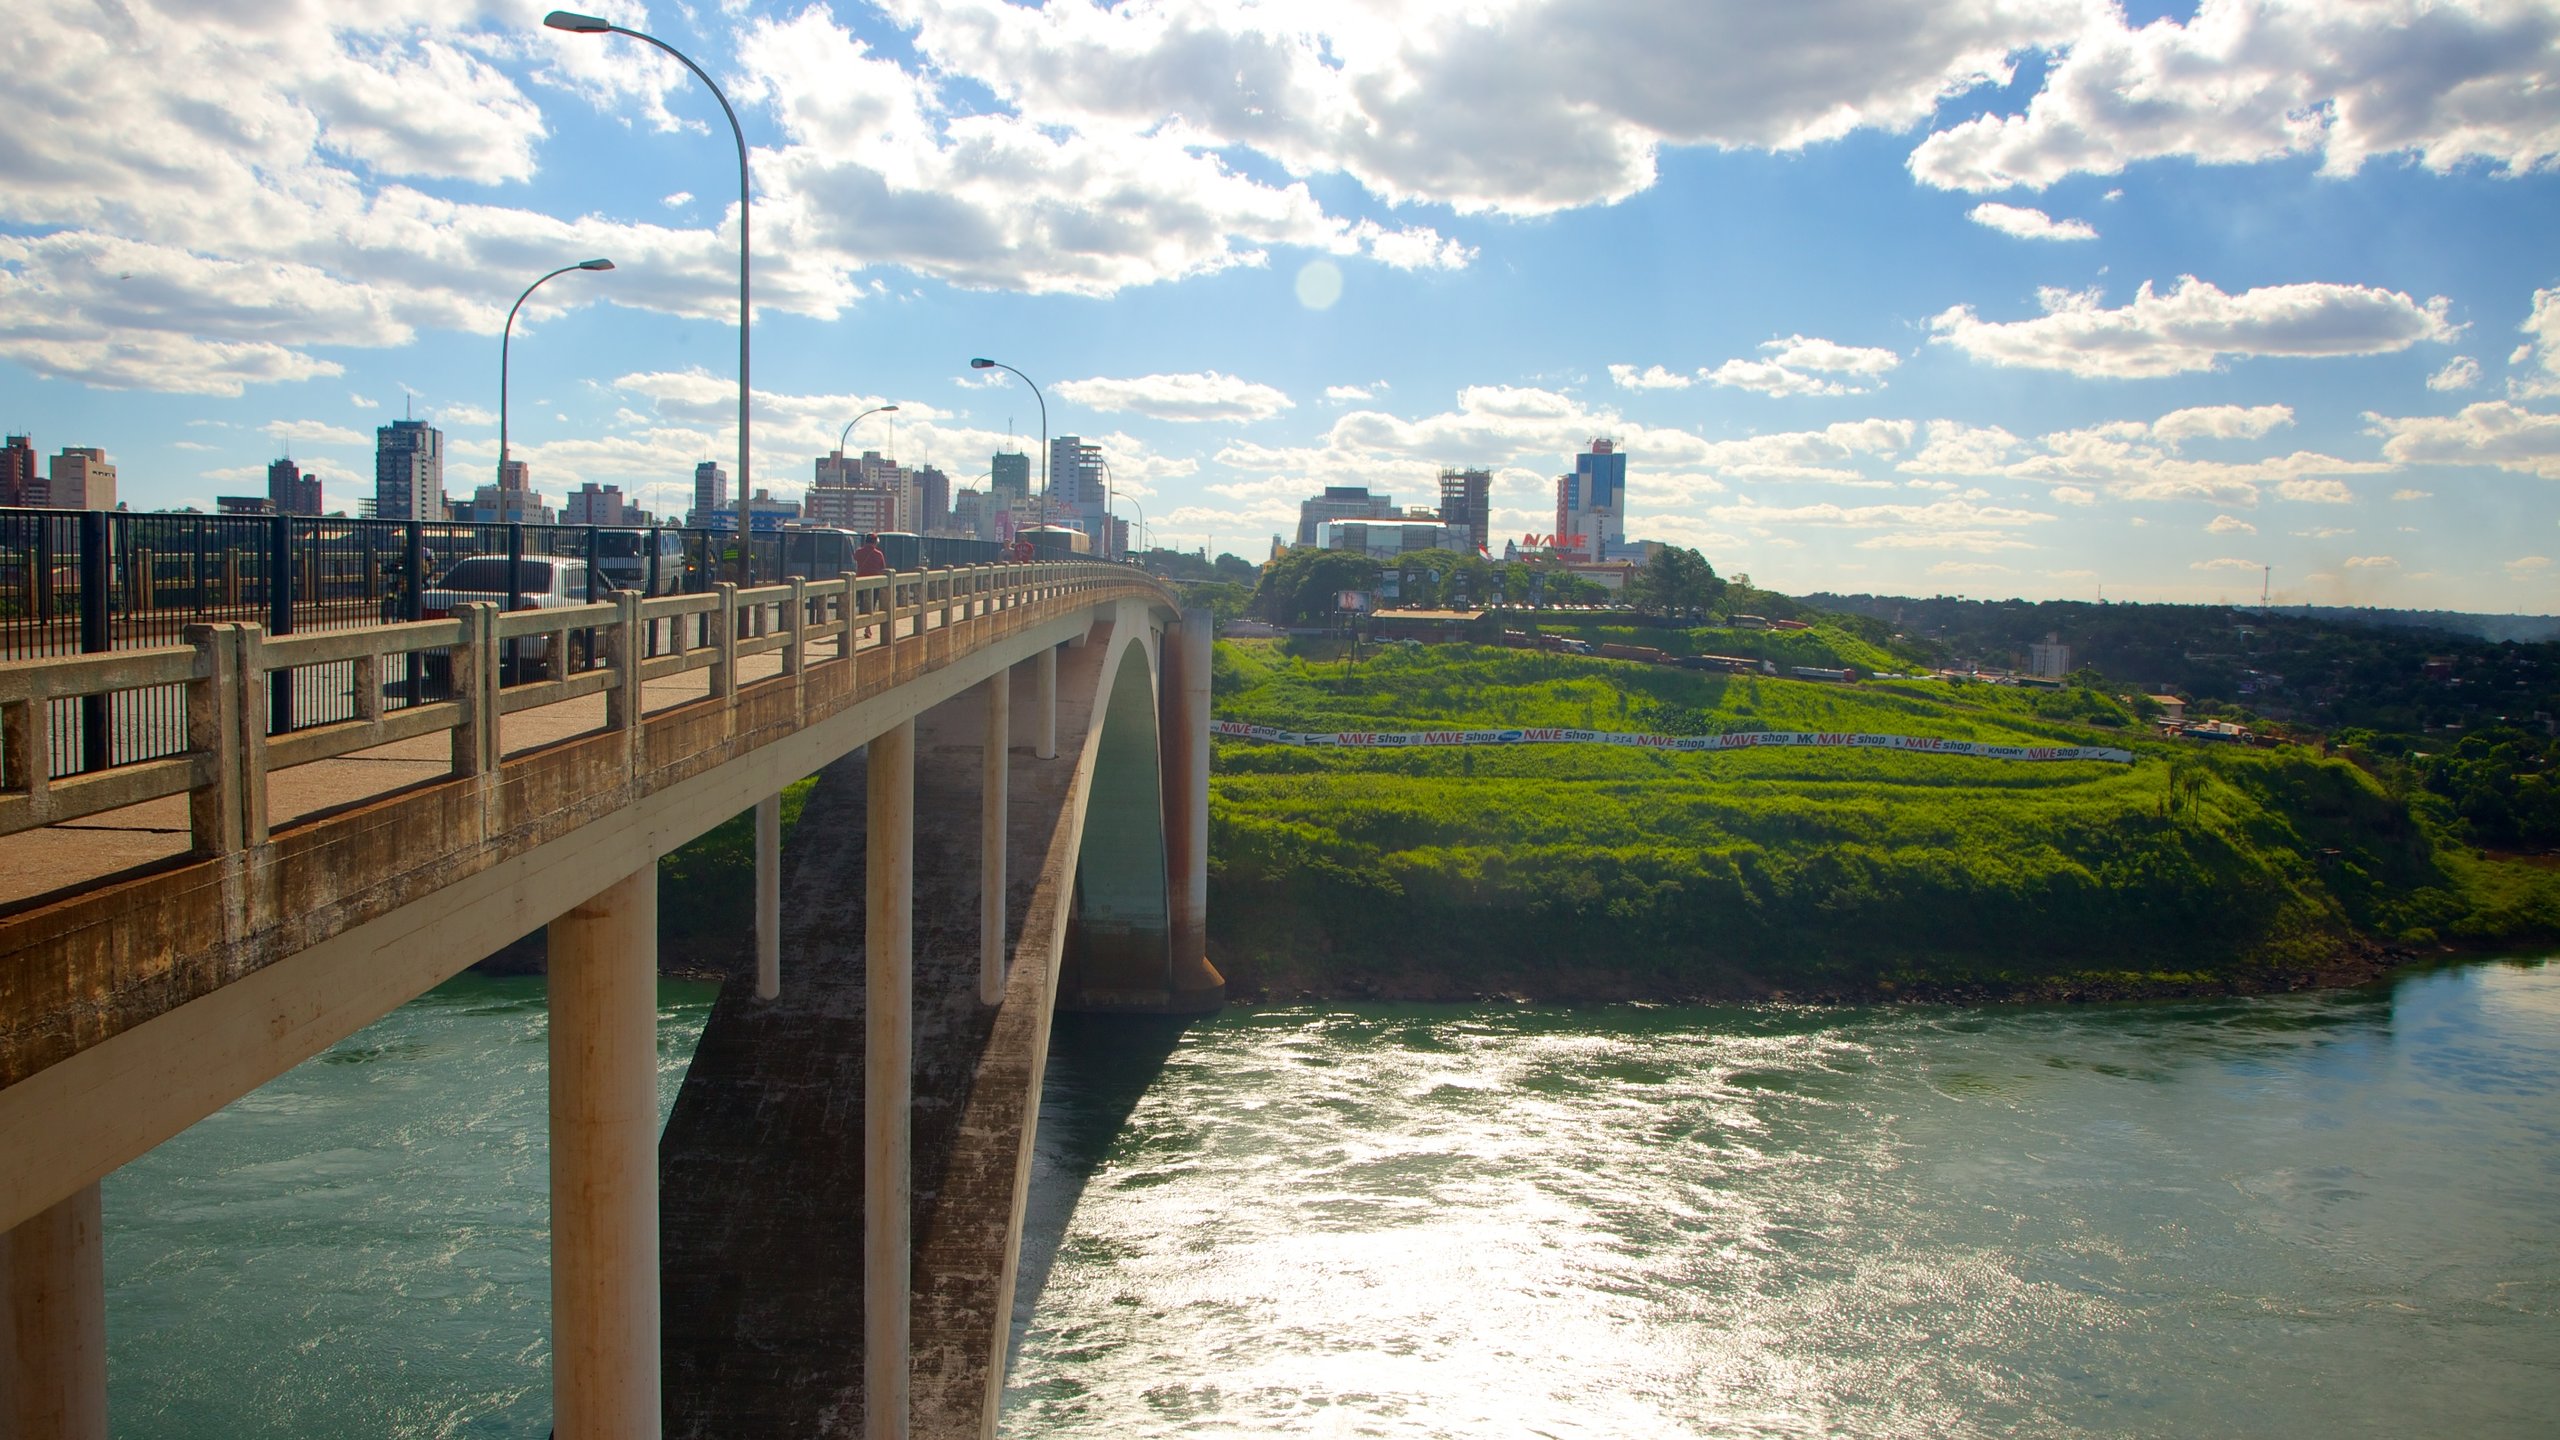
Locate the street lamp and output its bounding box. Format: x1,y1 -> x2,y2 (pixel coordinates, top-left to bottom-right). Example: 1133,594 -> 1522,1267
1095,456 -> 1119,559
546,11 -> 752,506
968,358 -> 1045,525
1124,493 -> 1148,555
837,403 -> 900,458
499,258 -> 613,486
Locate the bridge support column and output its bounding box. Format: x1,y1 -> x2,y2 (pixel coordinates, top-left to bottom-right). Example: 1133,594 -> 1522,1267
549,865 -> 661,1440
1035,647 -> 1057,760
755,794 -> 781,1001
979,674 -> 1009,1005
865,720 -> 915,1440
2,1182 -> 107,1440
1161,609 -> 1224,1009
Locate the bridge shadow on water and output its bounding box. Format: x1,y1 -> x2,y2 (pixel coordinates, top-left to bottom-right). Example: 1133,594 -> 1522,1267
1005,1011 -> 1196,1371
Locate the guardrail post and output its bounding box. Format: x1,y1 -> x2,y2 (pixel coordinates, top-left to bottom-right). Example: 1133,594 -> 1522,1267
232,625 -> 270,848
784,578 -> 807,677
452,602 -> 498,779
607,590 -> 644,738
879,571 -> 901,664
185,623 -> 243,857
266,513 -> 294,738
1,678 -> 47,813
78,511 -> 109,773
712,584 -> 739,705
837,571 -> 861,659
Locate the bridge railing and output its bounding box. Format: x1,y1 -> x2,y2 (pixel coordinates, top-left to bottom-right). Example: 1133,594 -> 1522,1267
0,561 -> 1144,857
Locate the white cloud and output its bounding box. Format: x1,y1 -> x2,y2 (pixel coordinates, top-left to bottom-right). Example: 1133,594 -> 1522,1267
2191,557 -> 2261,571
2345,555 -> 2399,569
1608,364 -> 1695,392
1928,561 -> 2017,578
2292,526 -> 2352,539
1703,334 -> 1901,397
2510,287 -> 2560,398
885,0 -> 2084,217
2510,555 -> 2553,578
2391,488 -> 2434,500
262,419 -> 371,447
1902,401 -> 2375,506
1931,277 -> 2457,379
348,393 -> 379,410
1324,384 -> 1374,402
1053,372 -> 1294,423
1965,202 -> 2096,241
2368,401 -> 2560,479
1908,0 -> 2560,193
2429,356 -> 2483,392
662,192 -> 694,209
2207,514 -> 2256,534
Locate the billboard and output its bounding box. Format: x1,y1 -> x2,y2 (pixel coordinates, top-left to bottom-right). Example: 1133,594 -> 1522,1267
1335,589 -> 1371,613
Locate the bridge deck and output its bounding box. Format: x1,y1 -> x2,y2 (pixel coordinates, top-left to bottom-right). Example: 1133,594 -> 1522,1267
660,636 -> 1106,1438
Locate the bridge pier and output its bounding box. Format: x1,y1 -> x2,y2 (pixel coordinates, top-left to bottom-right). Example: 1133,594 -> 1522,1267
980,674 -> 1009,1006
1,1182 -> 107,1440
755,794 -> 782,1000
866,720 -> 915,1440
1162,608 -> 1223,1007
1035,647 -> 1057,760
549,865 -> 662,1440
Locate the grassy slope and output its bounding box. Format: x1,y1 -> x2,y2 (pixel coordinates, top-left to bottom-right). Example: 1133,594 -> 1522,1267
1208,641 -> 2560,1000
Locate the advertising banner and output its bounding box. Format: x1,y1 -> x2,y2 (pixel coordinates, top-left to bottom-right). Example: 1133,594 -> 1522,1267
1211,721 -> 2134,765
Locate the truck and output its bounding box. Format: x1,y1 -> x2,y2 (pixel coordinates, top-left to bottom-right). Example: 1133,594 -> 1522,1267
1596,642 -> 1672,664
419,555 -> 603,676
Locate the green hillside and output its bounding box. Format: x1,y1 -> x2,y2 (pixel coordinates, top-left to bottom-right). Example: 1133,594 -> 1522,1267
1207,640 -> 2560,1001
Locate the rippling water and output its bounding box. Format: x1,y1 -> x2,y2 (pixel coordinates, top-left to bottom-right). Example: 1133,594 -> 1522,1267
1006,962 -> 2560,1438
100,963 -> 2560,1437
103,975 -> 715,1439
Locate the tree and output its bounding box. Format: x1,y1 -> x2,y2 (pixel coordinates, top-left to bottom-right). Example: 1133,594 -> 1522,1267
1629,546 -> 1725,621
1252,547 -> 1384,623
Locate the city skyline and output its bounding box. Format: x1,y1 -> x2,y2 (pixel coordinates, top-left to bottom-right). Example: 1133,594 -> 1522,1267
2,1 -> 2557,608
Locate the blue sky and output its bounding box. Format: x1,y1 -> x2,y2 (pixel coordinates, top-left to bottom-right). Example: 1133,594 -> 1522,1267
5,0 -> 2559,609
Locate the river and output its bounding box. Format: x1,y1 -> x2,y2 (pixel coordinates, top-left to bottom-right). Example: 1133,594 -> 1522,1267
101,961 -> 2560,1436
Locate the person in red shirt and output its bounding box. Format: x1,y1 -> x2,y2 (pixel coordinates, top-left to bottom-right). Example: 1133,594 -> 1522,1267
853,533 -> 887,641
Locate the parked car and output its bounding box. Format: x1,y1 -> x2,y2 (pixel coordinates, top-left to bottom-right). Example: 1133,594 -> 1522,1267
420,555 -> 601,676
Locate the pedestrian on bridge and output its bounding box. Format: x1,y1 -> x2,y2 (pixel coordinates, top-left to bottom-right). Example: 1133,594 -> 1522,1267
854,533 -> 887,641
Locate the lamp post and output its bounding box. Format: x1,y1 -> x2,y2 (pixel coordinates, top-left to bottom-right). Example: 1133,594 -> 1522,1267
500,258 -> 613,488
1095,456 -> 1120,559
546,11 -> 752,507
1124,493 -> 1147,555
967,358 -> 1045,526
836,403 -> 900,460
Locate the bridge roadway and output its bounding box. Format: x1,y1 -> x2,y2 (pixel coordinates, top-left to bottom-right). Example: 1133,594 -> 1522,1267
0,561 -> 1219,1439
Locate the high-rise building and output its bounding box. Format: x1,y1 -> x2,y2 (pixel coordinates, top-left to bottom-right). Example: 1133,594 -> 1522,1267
990,450 -> 1030,503
809,449 -> 905,531
951,488 -> 986,539
374,420 -> 444,521
1437,467 -> 1492,553
1555,438 -> 1625,563
267,457 -> 323,516
1294,485 -> 1398,546
692,460 -> 729,523
1047,436 -> 1101,512
1,435 -> 38,507
913,465 -> 950,535
49,447 -> 117,510
564,483 -> 629,526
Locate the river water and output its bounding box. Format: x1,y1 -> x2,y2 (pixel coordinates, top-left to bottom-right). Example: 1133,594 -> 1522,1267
102,962 -> 2559,1437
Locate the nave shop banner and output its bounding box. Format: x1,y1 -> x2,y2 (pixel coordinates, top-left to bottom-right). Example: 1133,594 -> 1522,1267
1211,721 -> 2136,765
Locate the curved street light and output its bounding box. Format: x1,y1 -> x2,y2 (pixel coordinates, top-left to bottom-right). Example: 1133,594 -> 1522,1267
546,11 -> 753,511
967,358 -> 1046,524
500,258 -> 613,485
1124,493 -> 1148,556
837,403 -> 900,458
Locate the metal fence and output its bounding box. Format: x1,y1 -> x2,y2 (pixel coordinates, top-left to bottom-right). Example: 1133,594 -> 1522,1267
0,510 -> 1009,782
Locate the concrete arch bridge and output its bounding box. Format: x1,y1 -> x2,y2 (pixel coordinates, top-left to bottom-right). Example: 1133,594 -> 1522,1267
0,560 -> 1218,1438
